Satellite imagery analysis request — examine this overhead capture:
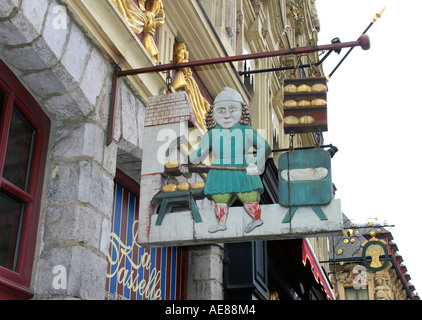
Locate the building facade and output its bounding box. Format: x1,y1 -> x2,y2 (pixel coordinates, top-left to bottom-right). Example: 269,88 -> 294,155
0,0 -> 334,300
327,215 -> 419,300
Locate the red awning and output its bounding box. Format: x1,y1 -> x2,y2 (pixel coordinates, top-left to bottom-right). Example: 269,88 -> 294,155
302,239 -> 336,300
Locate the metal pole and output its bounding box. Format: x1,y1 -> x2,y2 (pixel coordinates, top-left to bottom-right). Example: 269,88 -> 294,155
117,35 -> 370,77
239,49 -> 333,76
328,7 -> 385,79
106,36 -> 370,145
107,65 -> 120,146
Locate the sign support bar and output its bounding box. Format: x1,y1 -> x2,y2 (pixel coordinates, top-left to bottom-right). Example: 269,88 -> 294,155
107,35 -> 370,145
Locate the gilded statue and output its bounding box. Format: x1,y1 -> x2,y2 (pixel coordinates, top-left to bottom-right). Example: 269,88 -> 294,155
112,0 -> 165,62
172,43 -> 210,130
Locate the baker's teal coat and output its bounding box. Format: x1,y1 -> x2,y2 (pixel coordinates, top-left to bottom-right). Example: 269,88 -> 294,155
189,124 -> 271,197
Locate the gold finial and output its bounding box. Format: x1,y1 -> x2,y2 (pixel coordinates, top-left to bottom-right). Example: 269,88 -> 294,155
373,6 -> 387,23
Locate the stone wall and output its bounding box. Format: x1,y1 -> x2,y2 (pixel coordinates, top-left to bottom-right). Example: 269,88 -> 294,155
1,0 -> 146,299
187,245 -> 225,300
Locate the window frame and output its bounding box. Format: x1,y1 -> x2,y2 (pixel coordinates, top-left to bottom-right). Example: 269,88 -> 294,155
0,60 -> 50,299
344,286 -> 369,301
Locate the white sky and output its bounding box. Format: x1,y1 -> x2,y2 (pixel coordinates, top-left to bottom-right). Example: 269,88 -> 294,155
315,0 -> 422,297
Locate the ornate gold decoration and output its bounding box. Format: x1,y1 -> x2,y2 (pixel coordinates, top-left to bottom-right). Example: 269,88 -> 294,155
344,229 -> 353,238
362,230 -> 389,271
172,43 -> 210,130
268,291 -> 280,300
365,243 -> 385,269
112,0 -> 165,62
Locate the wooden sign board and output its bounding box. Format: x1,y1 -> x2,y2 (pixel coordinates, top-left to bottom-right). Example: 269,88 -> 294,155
138,148 -> 343,247
283,77 -> 328,134
139,200 -> 342,247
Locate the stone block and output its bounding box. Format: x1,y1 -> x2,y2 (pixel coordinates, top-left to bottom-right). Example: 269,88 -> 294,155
0,20 -> 30,46
60,23 -> 92,84
190,248 -> 223,283
100,218 -> 112,257
22,69 -> 67,96
34,246 -> 107,300
3,0 -> 49,45
38,1 -> 69,62
80,48 -> 110,106
20,0 -> 49,38
137,100 -> 146,149
48,161 -> 114,216
43,87 -> 95,120
89,74 -> 112,131
191,280 -> 224,300
103,141 -> 118,177
2,45 -> 47,71
66,246 -> 108,300
0,0 -> 19,18
51,122 -> 104,164
120,83 -> 139,148
43,204 -> 103,250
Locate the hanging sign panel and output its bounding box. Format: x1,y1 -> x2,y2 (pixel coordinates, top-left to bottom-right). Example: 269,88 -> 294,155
283,77 -> 328,134
278,148 -> 333,223
137,88 -> 343,247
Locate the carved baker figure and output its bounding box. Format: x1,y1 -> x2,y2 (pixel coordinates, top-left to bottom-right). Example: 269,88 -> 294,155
189,88 -> 271,233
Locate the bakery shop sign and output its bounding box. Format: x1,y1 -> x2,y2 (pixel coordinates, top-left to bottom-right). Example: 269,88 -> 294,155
283,77 -> 328,134
138,88 -> 343,247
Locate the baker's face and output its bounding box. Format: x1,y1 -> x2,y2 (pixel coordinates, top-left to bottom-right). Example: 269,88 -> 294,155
214,102 -> 242,129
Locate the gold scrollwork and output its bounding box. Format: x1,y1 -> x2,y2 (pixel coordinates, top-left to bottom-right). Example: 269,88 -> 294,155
113,0 -> 165,62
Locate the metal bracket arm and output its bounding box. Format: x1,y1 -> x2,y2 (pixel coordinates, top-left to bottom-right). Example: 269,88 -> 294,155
106,35 -> 370,145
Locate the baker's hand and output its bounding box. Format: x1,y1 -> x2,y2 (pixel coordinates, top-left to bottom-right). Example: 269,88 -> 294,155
246,163 -> 260,175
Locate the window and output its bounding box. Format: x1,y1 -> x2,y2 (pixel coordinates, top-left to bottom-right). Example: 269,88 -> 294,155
344,287 -> 369,300
0,60 -> 50,299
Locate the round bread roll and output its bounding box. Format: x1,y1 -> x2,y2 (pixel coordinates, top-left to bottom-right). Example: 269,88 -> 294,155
162,184 -> 177,193
284,84 -> 297,93
298,100 -> 311,107
177,182 -> 190,191
311,98 -> 327,106
285,116 -> 299,125
191,181 -> 205,190
284,100 -> 298,108
297,84 -> 311,93
299,116 -> 315,124
165,160 -> 180,169
311,83 -> 327,92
